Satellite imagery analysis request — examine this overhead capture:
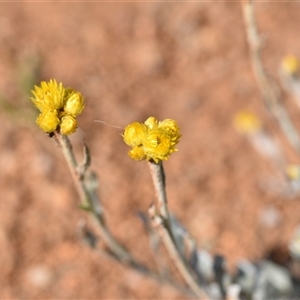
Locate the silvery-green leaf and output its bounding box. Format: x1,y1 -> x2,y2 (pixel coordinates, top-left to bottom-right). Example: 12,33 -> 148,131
169,214 -> 188,257
252,260 -> 293,300
258,260 -> 292,294
194,250 -> 214,282
235,259 -> 257,293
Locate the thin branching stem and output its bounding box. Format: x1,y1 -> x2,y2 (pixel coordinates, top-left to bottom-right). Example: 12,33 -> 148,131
242,0 -> 300,153
55,132 -> 201,297
55,133 -> 200,297
92,244 -> 195,297
148,161 -> 210,299
56,133 -> 135,263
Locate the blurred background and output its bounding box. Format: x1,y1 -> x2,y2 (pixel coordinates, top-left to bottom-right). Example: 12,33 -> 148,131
1,2 -> 300,298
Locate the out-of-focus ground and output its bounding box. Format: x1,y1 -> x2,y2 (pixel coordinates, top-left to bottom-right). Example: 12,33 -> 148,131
1,2 -> 300,299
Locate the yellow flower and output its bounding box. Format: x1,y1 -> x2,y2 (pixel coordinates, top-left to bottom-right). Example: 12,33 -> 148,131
123,116 -> 181,163
60,115 -> 77,135
286,164 -> 300,181
64,89 -> 85,116
281,55 -> 299,76
123,122 -> 148,147
31,79 -> 65,113
36,110 -> 60,133
233,111 -> 261,134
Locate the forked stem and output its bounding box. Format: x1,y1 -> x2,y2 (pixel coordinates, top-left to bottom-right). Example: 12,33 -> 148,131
54,132 -> 206,297
56,133 -> 133,263
148,160 -> 209,299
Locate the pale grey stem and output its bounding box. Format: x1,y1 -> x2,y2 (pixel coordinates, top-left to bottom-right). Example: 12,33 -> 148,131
77,219 -> 195,297
147,161 -> 178,245
147,161 -> 169,220
56,133 -> 196,297
149,206 -> 209,299
147,162 -> 210,299
56,133 -> 134,263
93,245 -> 195,297
242,0 -> 300,153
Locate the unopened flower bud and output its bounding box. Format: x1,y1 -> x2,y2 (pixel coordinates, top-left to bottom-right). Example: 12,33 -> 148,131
64,89 -> 85,116
60,115 -> 77,135
128,146 -> 146,161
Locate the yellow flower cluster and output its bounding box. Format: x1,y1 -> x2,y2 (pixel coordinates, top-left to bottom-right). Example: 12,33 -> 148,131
30,79 -> 84,135
123,116 -> 181,163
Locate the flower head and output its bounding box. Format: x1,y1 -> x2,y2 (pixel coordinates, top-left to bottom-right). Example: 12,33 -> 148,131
36,110 -> 60,133
286,164 -> 300,181
123,116 -> 181,163
31,79 -> 65,113
30,79 -> 85,135
123,122 -> 148,147
143,129 -> 173,163
60,115 -> 77,135
64,88 -> 85,116
233,111 -> 261,134
158,119 -> 181,144
281,55 -> 299,76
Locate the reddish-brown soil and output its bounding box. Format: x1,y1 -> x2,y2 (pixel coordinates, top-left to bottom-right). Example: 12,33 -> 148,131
1,2 -> 300,299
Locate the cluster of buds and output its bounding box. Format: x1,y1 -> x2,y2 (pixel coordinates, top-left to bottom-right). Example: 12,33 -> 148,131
30,79 -> 85,135
123,116 -> 181,163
